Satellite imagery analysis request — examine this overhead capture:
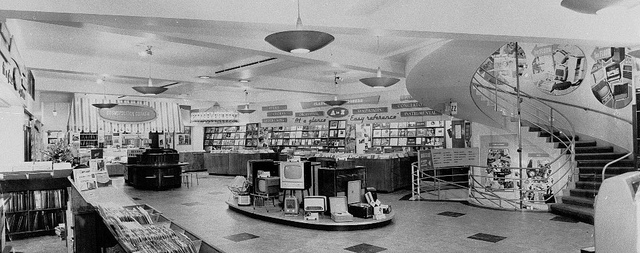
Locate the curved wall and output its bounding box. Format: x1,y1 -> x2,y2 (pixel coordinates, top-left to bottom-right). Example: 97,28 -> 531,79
406,40 -> 633,152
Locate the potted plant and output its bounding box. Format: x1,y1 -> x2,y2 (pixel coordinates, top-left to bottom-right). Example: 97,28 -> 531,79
43,137 -> 74,163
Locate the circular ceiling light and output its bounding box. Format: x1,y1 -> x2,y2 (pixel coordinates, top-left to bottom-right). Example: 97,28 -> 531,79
198,75 -> 212,79
265,0 -> 334,54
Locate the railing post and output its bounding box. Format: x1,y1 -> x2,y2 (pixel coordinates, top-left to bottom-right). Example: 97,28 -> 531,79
515,42 -> 524,209
549,108 -> 554,131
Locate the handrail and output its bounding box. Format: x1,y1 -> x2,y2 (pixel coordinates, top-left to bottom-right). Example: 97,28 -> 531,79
473,72 -> 632,125
601,152 -> 633,181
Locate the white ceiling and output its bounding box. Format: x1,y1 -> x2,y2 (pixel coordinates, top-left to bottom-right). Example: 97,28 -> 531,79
1,0 -> 639,108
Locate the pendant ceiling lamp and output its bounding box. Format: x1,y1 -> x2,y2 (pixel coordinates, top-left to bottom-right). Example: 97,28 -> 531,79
560,0 -> 640,14
324,73 -> 347,106
360,36 -> 400,88
92,78 -> 118,109
265,0 -> 334,54
237,89 -> 256,114
132,46 -> 168,95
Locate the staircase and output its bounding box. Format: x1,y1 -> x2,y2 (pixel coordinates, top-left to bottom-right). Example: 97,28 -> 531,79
544,133 -> 635,224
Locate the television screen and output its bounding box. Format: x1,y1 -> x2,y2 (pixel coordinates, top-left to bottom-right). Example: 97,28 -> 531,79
279,161 -> 311,190
284,165 -> 302,179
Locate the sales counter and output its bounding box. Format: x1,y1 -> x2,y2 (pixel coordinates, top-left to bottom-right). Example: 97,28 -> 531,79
125,148 -> 188,190
205,152 -> 284,175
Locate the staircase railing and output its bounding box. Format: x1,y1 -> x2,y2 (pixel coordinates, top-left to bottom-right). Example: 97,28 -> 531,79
601,152 -> 633,181
467,65 -> 577,210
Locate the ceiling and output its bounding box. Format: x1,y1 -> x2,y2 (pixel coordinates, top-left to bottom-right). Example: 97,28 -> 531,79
1,0 -> 640,109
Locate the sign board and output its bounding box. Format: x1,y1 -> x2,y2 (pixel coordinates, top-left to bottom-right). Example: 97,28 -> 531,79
429,148 -> 479,168
98,104 -> 157,123
418,150 -> 435,171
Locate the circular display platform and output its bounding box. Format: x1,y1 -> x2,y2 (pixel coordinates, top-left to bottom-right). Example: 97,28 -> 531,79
226,200 -> 393,231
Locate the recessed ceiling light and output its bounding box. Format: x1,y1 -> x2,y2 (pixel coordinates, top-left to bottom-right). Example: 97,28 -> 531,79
198,76 -> 212,79
239,79 -> 250,83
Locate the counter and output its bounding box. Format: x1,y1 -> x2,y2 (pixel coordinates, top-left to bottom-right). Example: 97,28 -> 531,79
206,152 -> 283,175
125,163 -> 188,190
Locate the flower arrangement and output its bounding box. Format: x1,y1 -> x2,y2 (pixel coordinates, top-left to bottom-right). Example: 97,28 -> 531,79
43,137 -> 74,163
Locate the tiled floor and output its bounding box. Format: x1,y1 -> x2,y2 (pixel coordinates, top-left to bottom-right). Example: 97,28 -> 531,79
11,173 -> 596,252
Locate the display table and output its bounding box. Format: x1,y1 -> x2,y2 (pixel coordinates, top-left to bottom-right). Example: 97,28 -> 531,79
226,199 -> 393,231
67,178 -> 223,253
125,163 -> 188,190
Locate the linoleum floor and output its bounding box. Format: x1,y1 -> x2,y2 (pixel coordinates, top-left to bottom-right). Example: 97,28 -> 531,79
10,173 -> 595,252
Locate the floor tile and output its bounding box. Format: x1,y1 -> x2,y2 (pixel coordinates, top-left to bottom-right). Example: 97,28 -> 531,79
551,216 -> 579,223
224,233 -> 259,242
437,211 -> 465,217
344,243 -> 387,253
181,201 -> 204,206
467,233 -> 507,243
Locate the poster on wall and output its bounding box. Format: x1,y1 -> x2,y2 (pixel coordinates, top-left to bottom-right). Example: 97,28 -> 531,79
522,155 -> 554,204
590,47 -> 633,109
485,147 -> 516,190
491,42 -> 528,86
531,44 -> 586,95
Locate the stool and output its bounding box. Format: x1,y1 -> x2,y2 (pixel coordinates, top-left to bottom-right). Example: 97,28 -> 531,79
181,170 -> 192,188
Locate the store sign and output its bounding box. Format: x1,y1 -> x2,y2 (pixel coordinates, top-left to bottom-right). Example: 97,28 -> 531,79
399,95 -> 415,101
391,102 -> 426,109
300,95 -> 380,109
327,107 -> 349,118
99,104 -> 157,123
295,111 -> 324,117
262,105 -> 288,111
266,111 -> 293,117
352,107 -> 388,114
262,118 -> 287,123
399,110 -> 441,117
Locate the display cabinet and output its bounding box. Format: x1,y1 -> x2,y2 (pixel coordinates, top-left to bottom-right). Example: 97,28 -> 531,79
371,121 -> 446,149
203,125 -> 246,150
327,120 -> 347,151
80,132 -> 99,148
268,125 -> 328,149
245,123 -> 261,147
0,171 -> 71,239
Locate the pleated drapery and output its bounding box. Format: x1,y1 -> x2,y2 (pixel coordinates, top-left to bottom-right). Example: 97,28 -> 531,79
69,96 -> 184,134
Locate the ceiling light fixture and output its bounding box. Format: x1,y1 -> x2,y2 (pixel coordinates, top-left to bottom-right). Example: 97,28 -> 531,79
265,0 -> 334,54
560,0 -> 640,14
92,77 -> 118,109
239,79 -> 250,83
360,36 -> 400,88
132,46 -> 168,95
198,75 -> 212,79
237,89 -> 256,114
52,102 -> 58,117
324,72 -> 347,106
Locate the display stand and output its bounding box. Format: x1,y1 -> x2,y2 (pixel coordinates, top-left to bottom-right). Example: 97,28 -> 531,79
411,148 -> 479,201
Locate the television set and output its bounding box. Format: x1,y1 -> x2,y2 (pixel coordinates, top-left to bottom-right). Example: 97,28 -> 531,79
256,176 -> 280,195
279,161 -> 312,190
247,159 -> 279,193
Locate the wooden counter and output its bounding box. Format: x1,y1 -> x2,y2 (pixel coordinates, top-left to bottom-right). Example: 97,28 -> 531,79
206,152 -> 281,175
125,163 -> 188,190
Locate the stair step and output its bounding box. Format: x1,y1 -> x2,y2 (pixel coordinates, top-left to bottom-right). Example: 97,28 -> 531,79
578,173 -> 621,182
538,131 -> 578,140
569,188 -> 598,199
555,141 -> 597,149
577,159 -> 635,167
549,203 -> 594,224
579,166 -> 636,175
575,181 -> 601,190
560,196 -> 594,208
547,136 -> 578,142
575,152 -> 630,160
574,146 -> 614,154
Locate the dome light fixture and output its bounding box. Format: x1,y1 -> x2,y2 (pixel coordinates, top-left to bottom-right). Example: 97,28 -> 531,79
265,0 -> 334,54
92,77 -> 118,109
237,89 -> 256,114
132,46 -> 168,95
324,73 -> 347,106
360,36 -> 400,88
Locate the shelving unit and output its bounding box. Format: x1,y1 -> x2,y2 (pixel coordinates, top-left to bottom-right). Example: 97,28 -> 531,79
203,125 -> 246,150
0,175 -> 70,239
327,120 -> 347,151
245,123 -> 260,147
268,125 -> 328,149
79,132 -> 99,148
371,121 -> 446,149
